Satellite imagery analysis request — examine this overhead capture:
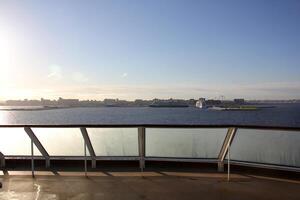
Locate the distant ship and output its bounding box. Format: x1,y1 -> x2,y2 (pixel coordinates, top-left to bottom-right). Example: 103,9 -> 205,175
195,98 -> 206,109
149,99 -> 188,107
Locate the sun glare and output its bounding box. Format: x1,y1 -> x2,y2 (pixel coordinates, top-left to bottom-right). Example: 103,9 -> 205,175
0,28 -> 17,64
0,29 -> 16,82
0,27 -> 22,99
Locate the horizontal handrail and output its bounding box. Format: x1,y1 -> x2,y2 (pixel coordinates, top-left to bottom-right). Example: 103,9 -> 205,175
0,124 -> 299,131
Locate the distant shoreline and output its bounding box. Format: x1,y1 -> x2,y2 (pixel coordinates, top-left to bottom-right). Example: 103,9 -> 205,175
0,104 -> 285,111
0,106 -> 69,111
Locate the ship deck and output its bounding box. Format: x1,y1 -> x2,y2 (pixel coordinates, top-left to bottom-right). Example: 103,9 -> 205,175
1,168 -> 300,200
1,124 -> 300,199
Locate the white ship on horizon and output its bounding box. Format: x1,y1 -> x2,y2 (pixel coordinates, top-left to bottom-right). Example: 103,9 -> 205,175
196,98 -> 206,109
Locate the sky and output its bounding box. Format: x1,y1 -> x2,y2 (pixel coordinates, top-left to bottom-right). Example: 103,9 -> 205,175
0,0 -> 300,100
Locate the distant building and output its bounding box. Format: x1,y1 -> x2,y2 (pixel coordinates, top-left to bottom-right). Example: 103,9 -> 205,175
134,99 -> 150,106
41,98 -> 53,106
187,99 -> 197,106
103,99 -> 118,106
58,97 -> 79,106
196,98 -> 206,108
150,99 -> 188,107
6,99 -> 41,106
234,99 -> 245,105
205,99 -> 222,106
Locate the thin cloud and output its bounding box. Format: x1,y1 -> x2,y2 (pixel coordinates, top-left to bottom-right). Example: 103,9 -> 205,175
47,65 -> 62,80
122,73 -> 128,78
47,65 -> 89,84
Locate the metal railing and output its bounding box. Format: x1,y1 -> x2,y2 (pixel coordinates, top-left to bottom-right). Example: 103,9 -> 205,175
0,124 -> 300,179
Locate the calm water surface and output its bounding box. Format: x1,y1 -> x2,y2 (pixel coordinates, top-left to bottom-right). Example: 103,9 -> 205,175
0,104 -> 299,126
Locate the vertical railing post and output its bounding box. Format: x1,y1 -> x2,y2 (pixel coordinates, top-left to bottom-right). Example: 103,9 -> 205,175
227,142 -> 230,181
31,139 -> 34,178
138,127 -> 146,171
0,152 -> 5,169
84,140 -> 87,177
46,158 -> 50,168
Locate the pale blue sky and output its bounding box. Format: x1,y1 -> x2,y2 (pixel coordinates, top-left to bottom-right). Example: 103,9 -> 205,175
0,0 -> 299,100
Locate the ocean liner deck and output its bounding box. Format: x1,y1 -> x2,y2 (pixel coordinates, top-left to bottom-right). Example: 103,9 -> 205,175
0,124 -> 300,199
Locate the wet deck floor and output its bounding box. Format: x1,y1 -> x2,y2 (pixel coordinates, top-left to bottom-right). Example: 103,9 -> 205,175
1,171 -> 300,200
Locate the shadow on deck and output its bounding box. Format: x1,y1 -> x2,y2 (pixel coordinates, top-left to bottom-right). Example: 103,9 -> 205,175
1,161 -> 300,200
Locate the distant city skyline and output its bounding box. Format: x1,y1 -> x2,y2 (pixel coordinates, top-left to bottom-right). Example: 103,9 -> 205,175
0,0 -> 300,100
1,96 -> 299,102
2,96 -> 299,108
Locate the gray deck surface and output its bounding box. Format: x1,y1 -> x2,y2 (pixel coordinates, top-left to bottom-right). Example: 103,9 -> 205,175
1,171 -> 300,200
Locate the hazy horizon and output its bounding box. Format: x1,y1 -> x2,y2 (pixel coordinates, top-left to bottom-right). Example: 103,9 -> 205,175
1,95 -> 300,102
1,0 -> 300,100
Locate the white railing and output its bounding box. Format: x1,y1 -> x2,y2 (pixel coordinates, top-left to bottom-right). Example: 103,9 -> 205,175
0,124 -> 299,178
